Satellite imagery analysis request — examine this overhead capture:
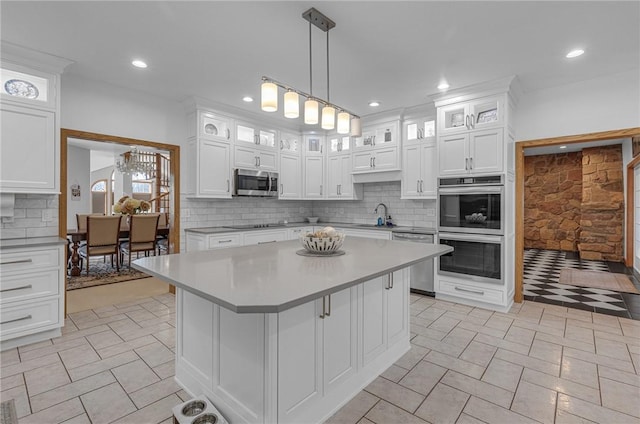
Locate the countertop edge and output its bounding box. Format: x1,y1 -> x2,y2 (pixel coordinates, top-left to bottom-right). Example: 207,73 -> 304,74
184,222 -> 436,235
0,237 -> 68,249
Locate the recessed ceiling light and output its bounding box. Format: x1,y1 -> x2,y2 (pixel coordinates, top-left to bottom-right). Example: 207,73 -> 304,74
437,82 -> 450,90
242,96 -> 254,102
131,59 -> 148,68
566,49 -> 584,58
369,101 -> 380,107
559,145 -> 567,149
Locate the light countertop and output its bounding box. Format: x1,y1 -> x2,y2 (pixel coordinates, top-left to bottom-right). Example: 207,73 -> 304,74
0,237 -> 67,249
133,237 -> 452,313
184,222 -> 436,235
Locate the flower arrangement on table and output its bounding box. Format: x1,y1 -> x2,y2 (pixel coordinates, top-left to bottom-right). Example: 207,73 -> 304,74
113,196 -> 151,215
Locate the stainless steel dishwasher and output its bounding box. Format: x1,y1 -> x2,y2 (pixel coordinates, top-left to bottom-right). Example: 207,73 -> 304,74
392,231 -> 435,296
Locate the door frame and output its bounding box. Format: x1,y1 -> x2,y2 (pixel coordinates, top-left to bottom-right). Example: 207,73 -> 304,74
514,127 -> 640,302
59,129 -> 180,305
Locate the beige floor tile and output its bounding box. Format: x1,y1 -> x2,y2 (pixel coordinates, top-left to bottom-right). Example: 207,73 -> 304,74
0,373 -> 24,391
107,317 -> 143,334
485,315 -> 514,332
463,396 -> 538,424
62,318 -> 79,335
129,376 -> 180,409
95,334 -> 157,359
1,353 -> 60,378
112,394 -> 181,424
564,346 -> 636,373
68,310 -> 99,323
504,325 -> 535,347
555,408 -> 598,424
598,365 -> 640,387
176,389 -> 191,402
443,327 -> 477,347
424,350 -> 485,379
17,339 -> 53,353
80,382 -> 137,424
66,277 -> 169,313
457,320 -> 507,339
417,307 -> 447,321
153,328 -> 176,349
591,313 -> 622,329
73,313 -> 129,330
522,368 -> 600,404
415,383 -> 469,424
495,348 -> 560,376
564,307 -> 595,323
116,322 -> 173,342
85,329 -> 124,350
52,324 -> 111,345
111,359 -> 160,393
380,364 -> 409,383
620,320 -> 640,339
19,398 -> 84,424
124,308 -> 157,323
59,343 -> 101,370
365,399 -> 428,424
561,355 -> 600,388
536,331 -> 595,353
595,337 -> 632,361
1,385 -> 30,418
135,341 -> 174,368
24,361 -> 71,396
67,350 -> 139,381
459,341 -> 497,367
473,333 -> 531,355
595,329 -> 640,348
324,390 -> 379,424
529,338 -> 564,365
441,370 -> 513,409
564,323 -> 595,343
481,358 -> 523,392
30,370 -> 116,412
569,318 -> 623,335
19,336 -> 89,362
411,323 -> 448,341
365,376 -> 425,413
442,310 -> 476,324
398,360 -> 447,395
428,315 -> 460,333
557,393 -> 638,423
511,380 -> 557,423
468,307 -> 494,321
411,314 -> 435,328
357,417 -> 375,424
0,348 -> 20,366
512,319 -> 565,337
394,344 -> 430,370
600,377 -> 640,418
153,360 -> 176,380
61,413 -> 91,424
412,334 -> 466,357
455,413 -> 485,424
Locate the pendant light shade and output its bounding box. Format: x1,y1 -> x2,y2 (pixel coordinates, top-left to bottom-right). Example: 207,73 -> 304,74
321,105 -> 335,130
261,81 -> 278,112
337,111 -> 350,134
350,116 -> 362,137
304,98 -> 319,124
284,91 -> 299,118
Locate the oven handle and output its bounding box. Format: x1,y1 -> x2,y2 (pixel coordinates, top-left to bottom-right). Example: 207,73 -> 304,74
439,232 -> 503,243
438,186 -> 503,194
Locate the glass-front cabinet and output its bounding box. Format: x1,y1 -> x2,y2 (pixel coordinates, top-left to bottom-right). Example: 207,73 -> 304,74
328,135 -> 351,155
438,96 -> 503,135
404,119 -> 435,143
280,132 -> 300,154
304,134 -> 324,156
354,121 -> 399,150
236,121 -> 277,149
199,111 -> 232,141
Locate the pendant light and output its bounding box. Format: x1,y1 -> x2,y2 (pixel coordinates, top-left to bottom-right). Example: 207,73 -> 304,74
321,105 -> 335,130
351,117 -> 362,137
305,98 -> 319,124
284,90 -> 299,118
260,81 -> 277,112
337,111 -> 350,134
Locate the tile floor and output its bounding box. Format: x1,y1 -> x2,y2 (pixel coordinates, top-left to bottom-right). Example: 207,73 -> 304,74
523,248 -> 640,319
2,292 -> 640,423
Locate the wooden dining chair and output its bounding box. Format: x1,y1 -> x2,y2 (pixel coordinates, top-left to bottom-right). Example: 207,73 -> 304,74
156,212 -> 169,255
79,215 -> 122,275
120,214 -> 160,267
76,213 -> 104,231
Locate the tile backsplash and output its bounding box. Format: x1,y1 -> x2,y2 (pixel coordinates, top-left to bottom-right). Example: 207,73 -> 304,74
0,194 -> 59,239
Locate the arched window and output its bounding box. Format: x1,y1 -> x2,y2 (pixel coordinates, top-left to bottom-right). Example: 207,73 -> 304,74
91,179 -> 108,214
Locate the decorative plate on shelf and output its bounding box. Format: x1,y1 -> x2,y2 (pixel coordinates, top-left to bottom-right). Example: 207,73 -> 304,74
204,123 -> 218,135
450,112 -> 464,127
477,108 -> 498,123
4,79 -> 39,99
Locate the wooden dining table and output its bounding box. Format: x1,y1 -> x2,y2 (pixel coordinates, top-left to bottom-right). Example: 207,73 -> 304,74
66,225 -> 170,276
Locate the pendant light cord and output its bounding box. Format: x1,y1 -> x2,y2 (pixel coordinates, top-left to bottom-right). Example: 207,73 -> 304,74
326,31 -> 330,103
309,21 -> 313,97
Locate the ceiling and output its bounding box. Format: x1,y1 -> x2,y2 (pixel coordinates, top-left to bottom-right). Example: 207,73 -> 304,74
2,1 -> 638,127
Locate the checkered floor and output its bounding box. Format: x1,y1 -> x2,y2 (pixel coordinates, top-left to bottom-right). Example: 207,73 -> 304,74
523,249 -> 640,319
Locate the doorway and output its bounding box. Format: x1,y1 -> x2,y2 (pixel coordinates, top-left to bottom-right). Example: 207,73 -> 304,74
59,129 -> 180,312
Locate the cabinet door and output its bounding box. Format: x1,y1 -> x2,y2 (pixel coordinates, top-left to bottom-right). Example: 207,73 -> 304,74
0,104 -> 56,192
352,151 -> 373,172
439,133 -> 469,176
354,128 -> 375,150
372,146 -> 398,170
236,123 -> 257,145
469,129 -> 503,175
304,135 -> 324,155
278,299 -> 323,423
438,103 -> 469,135
386,270 -> 408,347
280,133 -> 300,155
279,154 -> 301,199
374,123 -> 398,146
243,230 -> 287,246
234,145 -> 259,169
402,144 -> 422,198
323,287 -> 357,393
420,142 -> 437,198
257,129 -> 276,149
178,289 -> 214,390
361,276 -> 387,365
199,140 -> 232,197
327,156 -> 341,198
469,97 -> 503,131
338,155 -> 354,198
257,149 -> 277,171
304,156 -> 324,198
199,111 -> 232,141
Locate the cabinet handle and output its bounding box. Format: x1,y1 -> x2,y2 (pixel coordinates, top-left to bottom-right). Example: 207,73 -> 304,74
227,179 -> 230,192
226,128 -> 231,140
419,129 -> 423,139
280,140 -> 283,150
218,239 -> 233,243
390,272 -> 394,289
280,184 -> 284,195
454,286 -> 484,295
258,157 -> 261,167
320,296 -> 326,319
417,180 -> 420,192
320,145 -> 323,154
326,294 -> 331,317
465,158 -> 469,170
372,135 -> 376,146
1,315 -> 32,325
320,184 -> 323,196
258,240 -> 277,244
470,113 -> 475,128
465,115 -> 470,129
0,259 -> 33,265
420,180 -> 424,193
373,157 -> 376,168
469,157 -> 473,169
0,284 -> 32,293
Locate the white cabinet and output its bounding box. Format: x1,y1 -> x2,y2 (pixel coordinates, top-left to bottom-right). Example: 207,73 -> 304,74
352,121 -> 400,174
304,135 -> 324,156
185,232 -> 242,252
236,121 -> 277,149
438,96 -> 503,135
404,118 -> 436,142
328,135 -> 351,155
352,147 -> 399,173
186,138 -> 232,198
354,121 -> 399,150
304,155 -> 324,199
402,140 -> 437,199
279,153 -> 302,199
337,228 -> 391,240
243,229 -> 287,246
279,132 -> 301,155
234,144 -> 278,171
197,111 -> 233,141
439,129 -> 503,176
0,244 -> 65,350
327,154 -> 359,199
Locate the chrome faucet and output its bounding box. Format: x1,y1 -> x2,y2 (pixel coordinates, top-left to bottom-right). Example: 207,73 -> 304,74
374,203 -> 388,226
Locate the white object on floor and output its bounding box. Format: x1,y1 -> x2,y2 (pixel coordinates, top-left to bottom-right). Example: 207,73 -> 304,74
172,396 -> 228,424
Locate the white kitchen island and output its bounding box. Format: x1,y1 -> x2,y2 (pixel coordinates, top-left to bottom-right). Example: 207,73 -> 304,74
133,238 -> 452,424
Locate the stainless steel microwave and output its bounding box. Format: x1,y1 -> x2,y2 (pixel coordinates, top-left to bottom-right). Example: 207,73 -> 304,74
234,169 -> 278,197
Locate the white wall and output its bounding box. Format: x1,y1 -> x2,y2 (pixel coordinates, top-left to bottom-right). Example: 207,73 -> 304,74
517,69 -> 640,141
66,145 -> 91,229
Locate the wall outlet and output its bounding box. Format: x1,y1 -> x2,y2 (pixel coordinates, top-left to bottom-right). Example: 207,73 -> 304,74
426,208 -> 435,217
42,209 -> 53,222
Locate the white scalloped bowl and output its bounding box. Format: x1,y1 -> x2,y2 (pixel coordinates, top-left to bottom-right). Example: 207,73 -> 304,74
299,233 -> 345,254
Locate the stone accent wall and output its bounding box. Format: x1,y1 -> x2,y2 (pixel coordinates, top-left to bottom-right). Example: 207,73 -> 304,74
579,145 -> 624,261
524,152 -> 583,251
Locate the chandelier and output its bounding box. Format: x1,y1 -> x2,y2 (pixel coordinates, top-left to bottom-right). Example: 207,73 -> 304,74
261,7 -> 361,136
115,147 -> 154,175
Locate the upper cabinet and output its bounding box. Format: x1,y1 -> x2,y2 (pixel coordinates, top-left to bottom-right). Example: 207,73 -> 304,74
352,120 -> 401,174
438,96 -> 503,136
401,118 -> 437,199
234,121 -> 278,171
236,121 -> 277,150
304,134 -> 324,156
404,119 -> 435,143
279,132 -> 301,155
354,121 -> 399,150
328,135 -> 351,156
0,45 -> 71,194
198,111 -> 233,141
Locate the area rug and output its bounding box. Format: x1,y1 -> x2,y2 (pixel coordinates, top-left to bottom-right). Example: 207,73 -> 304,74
559,268 -> 640,294
67,257 -> 150,290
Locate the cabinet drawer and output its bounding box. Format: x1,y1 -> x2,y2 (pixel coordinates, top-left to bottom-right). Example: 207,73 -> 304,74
438,279 -> 504,305
0,248 -> 60,273
0,298 -> 60,339
0,269 -> 60,303
208,234 -> 242,249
